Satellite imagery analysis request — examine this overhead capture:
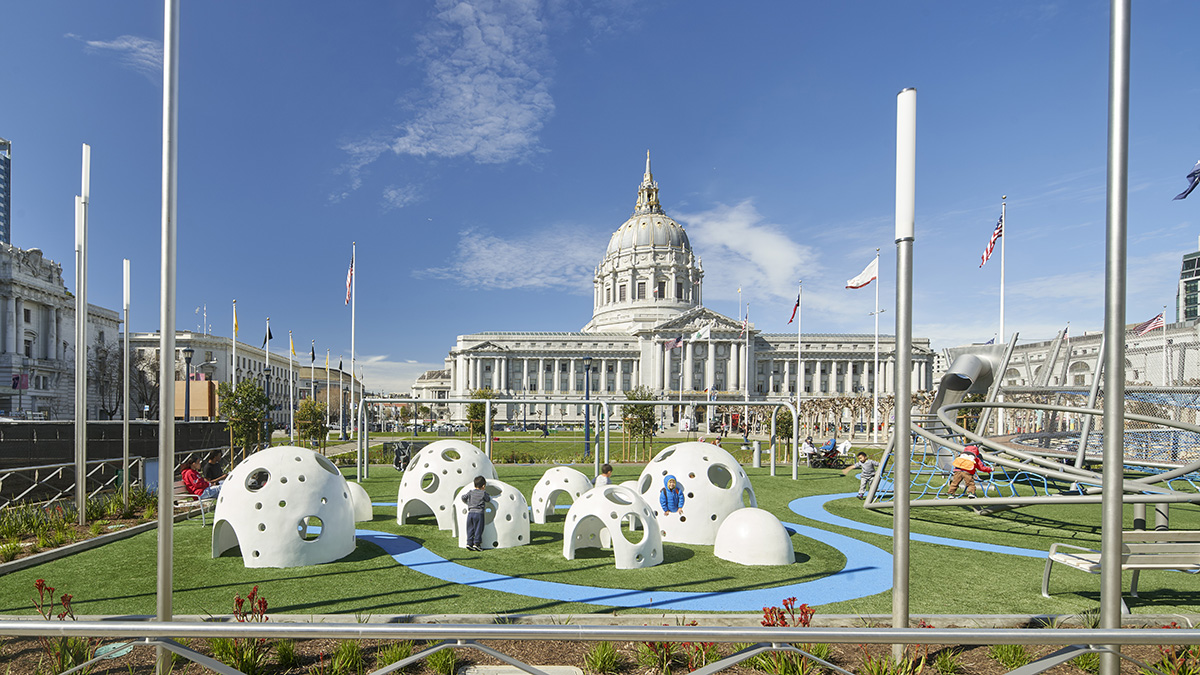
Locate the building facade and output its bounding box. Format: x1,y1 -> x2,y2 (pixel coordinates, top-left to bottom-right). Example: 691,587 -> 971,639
0,243 -> 121,419
0,138 -> 10,245
126,331 -> 361,428
430,157 -> 936,427
1178,237 -> 1200,323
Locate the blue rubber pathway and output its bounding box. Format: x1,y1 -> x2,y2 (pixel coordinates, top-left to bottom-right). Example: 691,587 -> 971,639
787,494 -> 1045,558
360,499 -> 892,611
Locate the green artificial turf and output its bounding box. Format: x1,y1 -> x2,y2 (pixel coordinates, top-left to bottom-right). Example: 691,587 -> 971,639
2,459 -> 1199,618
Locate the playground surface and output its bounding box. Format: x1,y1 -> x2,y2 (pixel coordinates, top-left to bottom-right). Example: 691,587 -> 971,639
1,460 -> 1198,619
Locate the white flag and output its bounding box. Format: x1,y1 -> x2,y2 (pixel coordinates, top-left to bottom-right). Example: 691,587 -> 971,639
846,258 -> 879,289
690,323 -> 712,342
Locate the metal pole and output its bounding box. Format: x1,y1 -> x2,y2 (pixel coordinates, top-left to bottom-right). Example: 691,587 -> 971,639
157,1 -> 180,671
122,259 -> 130,508
183,351 -> 191,422
893,87 -> 916,654
75,145 -> 90,527
231,299 -> 236,386
350,242 -> 356,443
1100,2 -> 1130,673
795,280 -> 802,480
584,356 -> 591,461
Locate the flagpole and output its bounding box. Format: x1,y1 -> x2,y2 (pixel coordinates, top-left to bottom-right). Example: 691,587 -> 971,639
231,300 -> 237,385
325,349 -> 330,431
264,318 -> 271,443
351,242 -> 356,442
288,331 -> 295,442
796,281 -> 802,475
744,303 -> 750,431
1163,305 -> 1168,386
1000,196 -> 1006,344
873,248 -> 881,444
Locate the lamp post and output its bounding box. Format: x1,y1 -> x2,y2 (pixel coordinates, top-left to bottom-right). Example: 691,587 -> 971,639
182,346 -> 194,422
583,356 -> 592,461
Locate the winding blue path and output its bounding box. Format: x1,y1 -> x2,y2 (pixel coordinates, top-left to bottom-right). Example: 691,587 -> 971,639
356,492 -> 1040,610
787,494 -> 1045,558
360,498 -> 892,610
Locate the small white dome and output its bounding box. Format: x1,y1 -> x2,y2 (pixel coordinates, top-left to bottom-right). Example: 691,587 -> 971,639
531,466 -> 593,524
636,441 -> 757,545
714,508 -> 794,566
454,478 -> 530,549
397,440 -> 497,532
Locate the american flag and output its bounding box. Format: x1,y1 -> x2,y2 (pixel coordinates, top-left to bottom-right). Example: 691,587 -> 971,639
1134,312 -> 1165,336
345,255 -> 354,305
664,336 -> 683,350
979,215 -> 1003,268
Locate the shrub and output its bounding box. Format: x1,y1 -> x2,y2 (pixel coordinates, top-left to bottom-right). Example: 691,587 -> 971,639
1139,622 -> 1200,675
209,586 -> 272,675
331,639 -> 365,675
584,641 -> 621,675
637,640 -> 679,675
0,541 -> 19,562
931,648 -> 963,675
988,644 -> 1030,670
276,639 -> 301,669
426,647 -> 457,675
32,579 -> 97,674
376,640 -> 414,670
1071,651 -> 1100,674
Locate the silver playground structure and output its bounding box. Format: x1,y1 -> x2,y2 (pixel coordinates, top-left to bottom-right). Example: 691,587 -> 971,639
863,330 -> 1200,516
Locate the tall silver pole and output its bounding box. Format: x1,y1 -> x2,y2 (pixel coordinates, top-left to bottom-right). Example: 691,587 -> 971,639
1100,1 -> 1130,673
1162,305 -> 1168,386
997,197 -> 1008,436
873,249 -> 880,444
74,143 -> 90,527
794,281 -> 801,480
157,1 -> 180,672
122,259 -> 130,508
288,331 -> 295,443
893,87 -> 916,656
231,299 -> 237,385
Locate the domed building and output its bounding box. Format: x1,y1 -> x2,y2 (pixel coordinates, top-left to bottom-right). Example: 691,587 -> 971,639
419,154 -> 935,430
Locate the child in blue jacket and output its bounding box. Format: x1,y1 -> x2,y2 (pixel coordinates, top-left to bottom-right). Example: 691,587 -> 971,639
660,474 -> 685,516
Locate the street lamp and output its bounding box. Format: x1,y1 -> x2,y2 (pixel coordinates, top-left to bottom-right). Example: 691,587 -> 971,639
582,356 -> 592,461
182,346 -> 194,422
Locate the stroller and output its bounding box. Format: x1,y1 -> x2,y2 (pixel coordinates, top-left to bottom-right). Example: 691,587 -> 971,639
808,438 -> 847,468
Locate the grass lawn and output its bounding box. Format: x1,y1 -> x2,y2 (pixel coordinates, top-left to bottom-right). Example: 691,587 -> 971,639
2,454 -> 1198,618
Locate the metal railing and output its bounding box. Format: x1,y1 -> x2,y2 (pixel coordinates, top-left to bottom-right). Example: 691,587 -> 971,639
0,619 -> 1195,675
0,456 -> 146,509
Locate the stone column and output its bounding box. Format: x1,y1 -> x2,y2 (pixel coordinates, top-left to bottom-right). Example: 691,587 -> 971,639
684,342 -> 694,391
783,359 -> 791,395
49,307 -> 59,361
731,342 -> 740,390
13,297 -> 22,356
767,358 -> 775,394
569,358 -> 577,393
705,343 -> 715,393
4,295 -> 14,354
660,343 -> 670,391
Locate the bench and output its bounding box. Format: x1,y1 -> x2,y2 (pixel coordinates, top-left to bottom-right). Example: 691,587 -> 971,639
172,480 -> 216,526
1042,530 -> 1200,612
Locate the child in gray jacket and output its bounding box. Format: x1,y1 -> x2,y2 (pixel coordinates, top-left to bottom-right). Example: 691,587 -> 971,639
461,476 -> 491,551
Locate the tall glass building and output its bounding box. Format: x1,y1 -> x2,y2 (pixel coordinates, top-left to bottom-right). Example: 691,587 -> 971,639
0,138 -> 9,245
1178,238 -> 1200,322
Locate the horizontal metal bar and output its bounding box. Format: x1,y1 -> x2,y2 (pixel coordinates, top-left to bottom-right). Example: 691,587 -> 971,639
0,620 -> 1197,646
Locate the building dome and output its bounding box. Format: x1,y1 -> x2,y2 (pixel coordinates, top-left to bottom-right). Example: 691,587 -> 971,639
605,214 -> 691,257
584,152 -> 703,334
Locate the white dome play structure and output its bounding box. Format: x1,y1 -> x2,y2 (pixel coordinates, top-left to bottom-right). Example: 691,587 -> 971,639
454,478 -> 530,549
530,466 -> 593,524
562,484 -> 663,569
636,441 -> 756,545
713,507 -> 794,566
346,481 -> 373,522
211,446 -> 356,568
397,440 -> 497,532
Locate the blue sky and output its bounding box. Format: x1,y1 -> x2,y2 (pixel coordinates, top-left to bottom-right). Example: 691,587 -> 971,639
4,1 -> 1200,393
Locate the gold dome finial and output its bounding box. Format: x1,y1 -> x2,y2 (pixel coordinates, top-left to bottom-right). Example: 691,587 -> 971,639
634,151 -> 662,215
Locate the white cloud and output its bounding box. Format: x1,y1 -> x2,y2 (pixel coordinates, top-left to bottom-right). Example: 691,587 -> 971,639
67,33 -> 162,82
676,200 -> 817,303
416,226 -> 601,291
382,184 -> 422,210
337,0 -> 555,201
358,355 -> 446,395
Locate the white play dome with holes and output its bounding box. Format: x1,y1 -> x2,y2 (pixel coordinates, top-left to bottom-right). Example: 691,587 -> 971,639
211,446 -> 356,568
714,507 -> 794,566
453,478 -> 530,549
635,441 -> 756,545
530,467 -> 593,524
397,440 -> 497,532
562,484 -> 662,569
346,481 -> 373,522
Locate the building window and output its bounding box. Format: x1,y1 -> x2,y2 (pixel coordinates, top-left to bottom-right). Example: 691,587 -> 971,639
605,287 -> 611,303
676,282 -> 684,299
99,331 -> 105,343
636,282 -> 645,299
619,285 -> 627,301
22,308 -> 30,323
24,340 -> 31,357
657,281 -> 666,299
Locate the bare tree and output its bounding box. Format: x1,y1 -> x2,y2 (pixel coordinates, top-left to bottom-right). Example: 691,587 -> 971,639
130,350 -> 161,419
88,337 -> 124,419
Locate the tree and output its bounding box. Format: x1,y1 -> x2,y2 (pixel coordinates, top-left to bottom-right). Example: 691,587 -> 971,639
217,379 -> 268,459
88,337 -> 124,419
774,406 -> 794,454
398,404 -> 412,428
466,388 -> 498,437
622,386 -> 657,457
129,349 -> 161,419
295,398 -> 329,452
